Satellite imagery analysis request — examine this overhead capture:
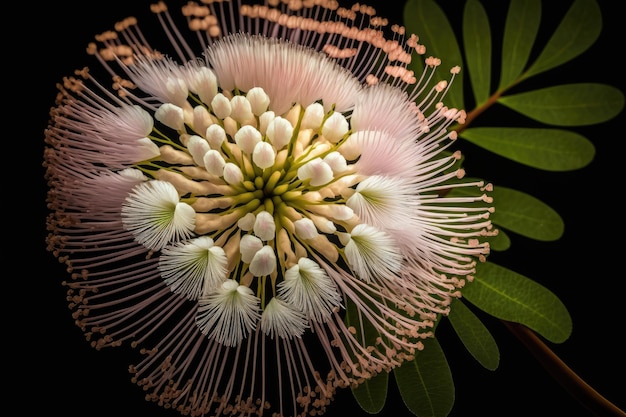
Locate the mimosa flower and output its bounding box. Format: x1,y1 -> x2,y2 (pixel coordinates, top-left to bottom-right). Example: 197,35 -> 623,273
44,1 -> 495,416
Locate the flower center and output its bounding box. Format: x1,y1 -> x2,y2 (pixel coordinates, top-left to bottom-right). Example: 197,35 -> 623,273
168,86 -> 354,271
114,33 -> 484,349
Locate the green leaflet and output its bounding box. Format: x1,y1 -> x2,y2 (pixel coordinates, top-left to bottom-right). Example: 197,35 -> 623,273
403,0 -> 464,110
498,0 -> 541,90
447,299 -> 500,371
524,0 -> 602,80
462,0 -> 491,105
345,298 -> 389,412
498,83 -> 625,126
460,127 -> 595,171
394,337 -> 455,417
447,181 -> 563,242
486,227 -> 510,252
489,185 -> 563,241
351,372 -> 389,414
463,262 -> 572,343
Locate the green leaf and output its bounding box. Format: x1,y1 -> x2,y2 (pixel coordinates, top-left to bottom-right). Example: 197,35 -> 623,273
345,298 -> 389,412
447,181 -> 563,242
498,83 -> 625,126
404,0 -> 464,110
524,0 -> 602,80
463,262 -> 572,343
485,226 -> 511,252
490,185 -> 564,241
463,0 -> 491,105
351,371 -> 389,413
447,299 -> 500,370
394,337 -> 454,417
460,127 -> 595,171
498,0 -> 542,89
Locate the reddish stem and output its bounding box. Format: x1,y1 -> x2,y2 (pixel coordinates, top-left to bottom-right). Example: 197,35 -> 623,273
502,320 -> 625,417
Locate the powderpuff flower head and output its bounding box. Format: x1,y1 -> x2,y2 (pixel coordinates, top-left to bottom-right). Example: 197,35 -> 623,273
44,1 -> 495,416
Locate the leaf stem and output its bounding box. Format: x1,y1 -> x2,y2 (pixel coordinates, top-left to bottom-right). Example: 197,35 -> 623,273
457,89 -> 502,133
502,320 -> 625,417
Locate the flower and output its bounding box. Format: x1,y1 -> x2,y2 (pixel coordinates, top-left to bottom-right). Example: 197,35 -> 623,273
44,1 -> 495,416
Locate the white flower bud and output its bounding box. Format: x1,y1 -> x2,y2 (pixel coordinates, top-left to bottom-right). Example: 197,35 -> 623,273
237,213 -> 256,231
206,124 -> 226,149
322,111 -> 349,143
189,67 -> 218,104
323,151 -> 348,174
246,87 -> 270,116
266,116 -> 293,150
252,141 -> 276,169
136,138 -> 160,161
253,211 -> 276,241
301,102 -> 325,129
187,135 -> 210,167
203,150 -> 226,176
249,245 -> 277,277
223,162 -> 244,185
325,204 -> 354,221
211,93 -> 231,119
165,77 -> 189,106
155,103 -> 185,130
234,125 -> 262,154
338,132 -> 363,161
309,214 -> 337,234
258,111 -> 275,135
193,105 -> 213,136
230,95 -> 254,123
294,218 -> 318,240
297,157 -> 334,187
240,234 -> 263,263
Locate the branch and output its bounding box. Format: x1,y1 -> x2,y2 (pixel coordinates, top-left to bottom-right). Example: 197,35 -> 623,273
502,320 -> 625,417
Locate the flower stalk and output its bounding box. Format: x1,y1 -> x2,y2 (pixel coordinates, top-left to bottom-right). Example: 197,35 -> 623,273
503,321 -> 626,417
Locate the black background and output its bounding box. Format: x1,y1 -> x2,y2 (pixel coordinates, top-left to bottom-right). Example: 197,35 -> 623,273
24,1 -> 624,416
